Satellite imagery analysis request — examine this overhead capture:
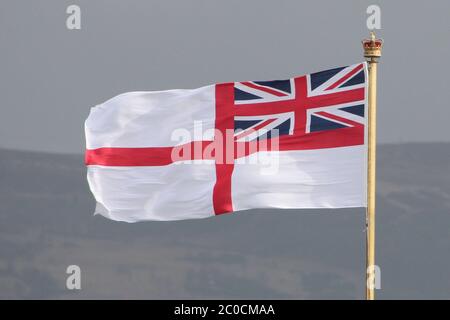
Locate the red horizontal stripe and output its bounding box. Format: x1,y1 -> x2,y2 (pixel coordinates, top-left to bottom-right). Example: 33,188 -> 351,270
305,88 -> 365,109
85,127 -> 363,167
85,141 -> 214,166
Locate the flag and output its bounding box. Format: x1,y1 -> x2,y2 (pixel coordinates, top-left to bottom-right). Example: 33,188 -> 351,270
85,63 -> 368,222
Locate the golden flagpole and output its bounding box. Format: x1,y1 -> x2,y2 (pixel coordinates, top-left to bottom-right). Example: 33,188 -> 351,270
362,32 -> 383,300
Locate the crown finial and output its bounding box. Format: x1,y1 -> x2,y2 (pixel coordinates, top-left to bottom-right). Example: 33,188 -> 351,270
363,32 -> 383,61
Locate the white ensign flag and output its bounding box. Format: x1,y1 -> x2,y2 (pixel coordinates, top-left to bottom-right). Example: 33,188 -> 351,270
85,63 -> 368,222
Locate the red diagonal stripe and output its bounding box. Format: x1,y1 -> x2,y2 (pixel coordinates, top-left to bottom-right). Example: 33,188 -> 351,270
315,111 -> 364,128
325,64 -> 363,90
241,81 -> 288,97
234,118 -> 276,140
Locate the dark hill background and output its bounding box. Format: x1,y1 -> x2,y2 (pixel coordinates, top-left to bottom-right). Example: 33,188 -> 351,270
0,143 -> 449,299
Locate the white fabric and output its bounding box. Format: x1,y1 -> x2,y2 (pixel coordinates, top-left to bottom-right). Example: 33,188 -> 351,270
85,86 -> 215,149
88,163 -> 216,222
232,146 -> 367,211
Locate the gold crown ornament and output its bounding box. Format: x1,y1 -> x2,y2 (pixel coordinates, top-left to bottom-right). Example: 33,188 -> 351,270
362,32 -> 383,61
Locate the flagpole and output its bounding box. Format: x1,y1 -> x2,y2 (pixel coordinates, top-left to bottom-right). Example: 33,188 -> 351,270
363,32 -> 383,300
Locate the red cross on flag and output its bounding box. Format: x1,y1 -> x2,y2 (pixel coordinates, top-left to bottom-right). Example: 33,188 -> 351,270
85,63 -> 368,222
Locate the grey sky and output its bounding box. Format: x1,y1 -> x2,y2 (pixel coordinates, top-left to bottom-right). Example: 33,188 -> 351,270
1,0 -> 449,154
